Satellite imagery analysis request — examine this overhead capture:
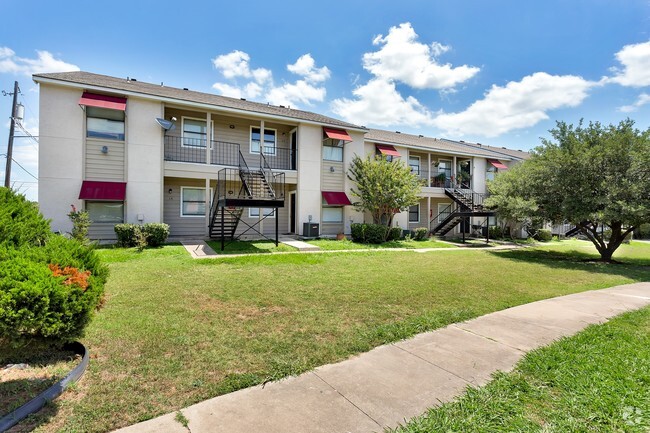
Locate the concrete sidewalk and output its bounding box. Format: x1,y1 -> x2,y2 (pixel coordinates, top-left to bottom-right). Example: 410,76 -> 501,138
114,282 -> 650,433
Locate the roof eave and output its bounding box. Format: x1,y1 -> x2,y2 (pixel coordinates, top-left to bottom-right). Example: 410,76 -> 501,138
33,75 -> 367,132
365,138 -> 513,160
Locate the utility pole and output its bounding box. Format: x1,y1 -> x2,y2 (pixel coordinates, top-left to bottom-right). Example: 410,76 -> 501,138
4,80 -> 19,188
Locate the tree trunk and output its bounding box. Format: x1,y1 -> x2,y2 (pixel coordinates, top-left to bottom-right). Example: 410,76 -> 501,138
579,221 -> 634,262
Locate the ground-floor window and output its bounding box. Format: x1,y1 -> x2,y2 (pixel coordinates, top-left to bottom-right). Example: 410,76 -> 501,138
249,208 -> 275,218
86,201 -> 124,223
181,187 -> 211,217
408,204 -> 420,223
322,207 -> 343,223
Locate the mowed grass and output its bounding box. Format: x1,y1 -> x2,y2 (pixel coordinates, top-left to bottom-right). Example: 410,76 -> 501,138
394,305 -> 650,433
306,238 -> 455,250
205,240 -> 296,254
15,241 -> 650,432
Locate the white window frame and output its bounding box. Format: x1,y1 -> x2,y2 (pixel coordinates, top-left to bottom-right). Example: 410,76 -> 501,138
85,201 -> 125,223
438,203 -> 452,223
322,206 -> 344,223
248,208 -> 276,218
322,144 -> 343,162
180,186 -> 212,218
250,126 -> 277,156
408,203 -> 420,223
409,155 -> 421,175
181,116 -> 214,148
86,106 -> 125,141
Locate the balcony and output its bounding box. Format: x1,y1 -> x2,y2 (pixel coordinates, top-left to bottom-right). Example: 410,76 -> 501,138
164,136 -> 296,170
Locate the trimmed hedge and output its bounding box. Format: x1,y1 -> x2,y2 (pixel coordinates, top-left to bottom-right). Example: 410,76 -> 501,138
350,223 -> 388,244
413,227 -> 429,241
387,227 -> 402,241
535,228 -> 553,242
114,223 -> 170,248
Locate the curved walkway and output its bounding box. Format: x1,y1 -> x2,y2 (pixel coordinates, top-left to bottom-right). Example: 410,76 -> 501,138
114,282 -> 650,433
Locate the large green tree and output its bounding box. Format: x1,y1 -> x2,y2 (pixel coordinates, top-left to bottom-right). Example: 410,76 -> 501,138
347,155 -> 423,233
486,119 -> 650,262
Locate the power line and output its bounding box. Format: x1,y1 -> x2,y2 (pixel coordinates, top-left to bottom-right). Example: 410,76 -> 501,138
0,153 -> 38,180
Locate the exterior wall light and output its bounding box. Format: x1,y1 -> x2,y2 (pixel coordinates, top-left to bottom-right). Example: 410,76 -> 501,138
101,145 -> 109,154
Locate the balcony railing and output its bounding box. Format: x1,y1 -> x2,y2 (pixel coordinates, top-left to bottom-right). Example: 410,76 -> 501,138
164,136 -> 296,170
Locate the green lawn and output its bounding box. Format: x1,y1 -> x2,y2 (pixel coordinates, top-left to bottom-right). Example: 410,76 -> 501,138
306,238 -> 456,250
205,240 -> 297,254
394,305 -> 650,432
7,241 -> 649,432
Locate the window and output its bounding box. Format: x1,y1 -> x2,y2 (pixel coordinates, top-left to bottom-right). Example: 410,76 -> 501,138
86,201 -> 124,223
409,204 -> 420,223
86,107 -> 125,140
251,127 -> 276,155
181,187 -> 210,217
438,203 -> 452,223
409,156 -> 420,175
323,144 -> 343,162
322,207 -> 343,223
249,208 -> 275,218
183,118 -> 207,147
486,165 -> 497,182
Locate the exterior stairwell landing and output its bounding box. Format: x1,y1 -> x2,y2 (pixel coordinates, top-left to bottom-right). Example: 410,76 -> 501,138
431,188 -> 495,237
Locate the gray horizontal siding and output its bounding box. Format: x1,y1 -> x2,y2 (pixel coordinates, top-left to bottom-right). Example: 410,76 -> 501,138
85,139 -> 124,181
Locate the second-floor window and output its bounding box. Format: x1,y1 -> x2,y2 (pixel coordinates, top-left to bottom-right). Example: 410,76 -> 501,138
323,144 -> 343,162
183,118 -> 207,147
86,107 -> 125,141
251,127 -> 276,155
409,156 -> 420,175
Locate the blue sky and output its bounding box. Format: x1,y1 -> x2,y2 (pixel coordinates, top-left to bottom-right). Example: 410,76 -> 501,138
1,0 -> 649,201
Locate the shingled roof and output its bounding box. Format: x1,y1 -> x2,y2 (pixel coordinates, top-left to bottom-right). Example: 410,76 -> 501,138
33,71 -> 364,130
365,129 -> 527,160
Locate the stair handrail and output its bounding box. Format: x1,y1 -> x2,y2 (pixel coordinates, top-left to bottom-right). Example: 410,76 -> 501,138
430,202 -> 458,227
259,151 -> 276,198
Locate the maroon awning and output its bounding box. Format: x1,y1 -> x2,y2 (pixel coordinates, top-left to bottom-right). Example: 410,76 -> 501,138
322,191 -> 352,206
488,159 -> 508,170
376,144 -> 401,157
79,181 -> 126,200
79,92 -> 127,111
323,127 -> 352,142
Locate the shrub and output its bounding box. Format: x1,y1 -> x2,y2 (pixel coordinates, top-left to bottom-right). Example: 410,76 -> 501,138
413,227 -> 429,241
365,224 -> 387,244
114,224 -> 139,247
0,187 -> 51,247
115,223 -> 170,248
142,223 -> 170,247
387,227 -> 402,241
489,226 -> 504,239
0,235 -> 107,346
535,228 -> 553,242
350,223 -> 387,243
68,205 -> 91,244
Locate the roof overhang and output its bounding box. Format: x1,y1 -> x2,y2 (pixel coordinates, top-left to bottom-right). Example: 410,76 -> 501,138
366,138 -> 512,160
33,75 -> 368,133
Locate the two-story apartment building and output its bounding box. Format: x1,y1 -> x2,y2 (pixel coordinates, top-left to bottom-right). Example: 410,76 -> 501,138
33,71 -> 527,242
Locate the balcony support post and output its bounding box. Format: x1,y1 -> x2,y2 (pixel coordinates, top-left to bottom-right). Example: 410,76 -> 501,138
205,177 -> 210,237
427,153 -> 431,187
206,112 -> 211,165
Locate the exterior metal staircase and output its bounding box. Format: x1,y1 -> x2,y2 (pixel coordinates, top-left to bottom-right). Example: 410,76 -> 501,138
431,188 -> 494,236
210,150 -> 285,249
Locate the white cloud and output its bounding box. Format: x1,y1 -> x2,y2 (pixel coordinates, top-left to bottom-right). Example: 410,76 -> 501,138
212,51 -> 329,108
0,47 -> 79,76
609,40 -> 650,87
432,72 -> 596,137
363,23 -> 479,90
287,54 -> 330,83
331,78 -> 435,127
618,93 -> 650,112
212,50 -> 271,84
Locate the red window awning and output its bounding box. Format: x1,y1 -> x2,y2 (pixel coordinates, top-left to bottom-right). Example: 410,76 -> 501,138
376,144 -> 401,157
488,159 -> 508,170
323,127 -> 352,142
79,92 -> 127,111
322,191 -> 352,206
79,181 -> 127,201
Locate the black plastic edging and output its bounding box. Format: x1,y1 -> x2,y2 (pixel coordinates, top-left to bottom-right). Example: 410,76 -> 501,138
0,342 -> 89,432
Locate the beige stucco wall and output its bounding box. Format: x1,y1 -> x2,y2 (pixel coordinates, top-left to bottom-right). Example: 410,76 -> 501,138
295,123 -> 322,235
125,97 -> 163,224
38,84 -> 85,234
